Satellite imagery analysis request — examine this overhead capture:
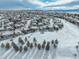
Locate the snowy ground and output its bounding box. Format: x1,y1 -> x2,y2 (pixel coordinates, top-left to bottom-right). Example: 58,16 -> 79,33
0,18 -> 79,59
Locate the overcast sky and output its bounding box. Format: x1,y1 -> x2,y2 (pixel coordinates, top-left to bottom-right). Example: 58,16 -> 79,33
0,0 -> 79,11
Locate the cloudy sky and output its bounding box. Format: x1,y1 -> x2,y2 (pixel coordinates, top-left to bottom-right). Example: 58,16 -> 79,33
0,0 -> 79,11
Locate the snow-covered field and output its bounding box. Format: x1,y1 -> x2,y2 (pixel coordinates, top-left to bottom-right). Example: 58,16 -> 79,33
0,11 -> 79,59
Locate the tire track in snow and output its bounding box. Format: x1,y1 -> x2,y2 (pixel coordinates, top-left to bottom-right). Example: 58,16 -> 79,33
40,49 -> 46,59
11,51 -> 20,59
6,50 -> 16,59
31,49 -> 39,59
22,49 -> 31,59
26,48 -> 35,59
30,48 -> 38,59
1,48 -> 13,59
0,48 -> 6,57
37,49 -> 44,59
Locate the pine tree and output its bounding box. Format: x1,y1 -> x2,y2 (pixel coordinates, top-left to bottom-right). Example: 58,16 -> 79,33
76,45 -> 78,49
43,40 -> 46,45
51,40 -> 54,44
42,43 -> 45,49
33,37 -> 37,43
38,44 -> 41,50
27,41 -> 30,47
47,41 -> 50,45
30,43 -> 33,49
25,37 -> 27,42
34,42 -> 37,47
1,43 -> 5,48
78,42 -> 79,45
18,37 -> 24,44
12,42 -> 19,51
19,46 -> 22,52
5,43 -> 11,49
55,39 -> 58,44
24,46 -> 28,51
53,44 -> 57,48
74,53 -> 77,57
46,44 -> 50,50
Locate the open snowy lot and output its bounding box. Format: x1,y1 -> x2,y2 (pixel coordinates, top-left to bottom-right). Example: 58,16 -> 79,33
0,11 -> 79,59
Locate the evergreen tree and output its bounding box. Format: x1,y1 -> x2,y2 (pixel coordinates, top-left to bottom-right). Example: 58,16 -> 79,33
76,45 -> 79,52
5,43 -> 11,49
46,44 -> 50,50
47,41 -> 50,45
1,43 -> 5,48
33,37 -> 37,43
12,42 -> 19,51
18,37 -> 24,44
25,37 -> 27,42
38,44 -> 41,50
74,53 -> 77,57
30,43 -> 33,49
76,45 -> 78,49
78,42 -> 79,45
24,46 -> 28,51
34,42 -> 37,47
27,41 -> 30,47
42,43 -> 45,49
19,46 -> 22,52
53,44 -> 57,48
51,40 -> 54,44
43,40 -> 46,45
55,39 -> 58,44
